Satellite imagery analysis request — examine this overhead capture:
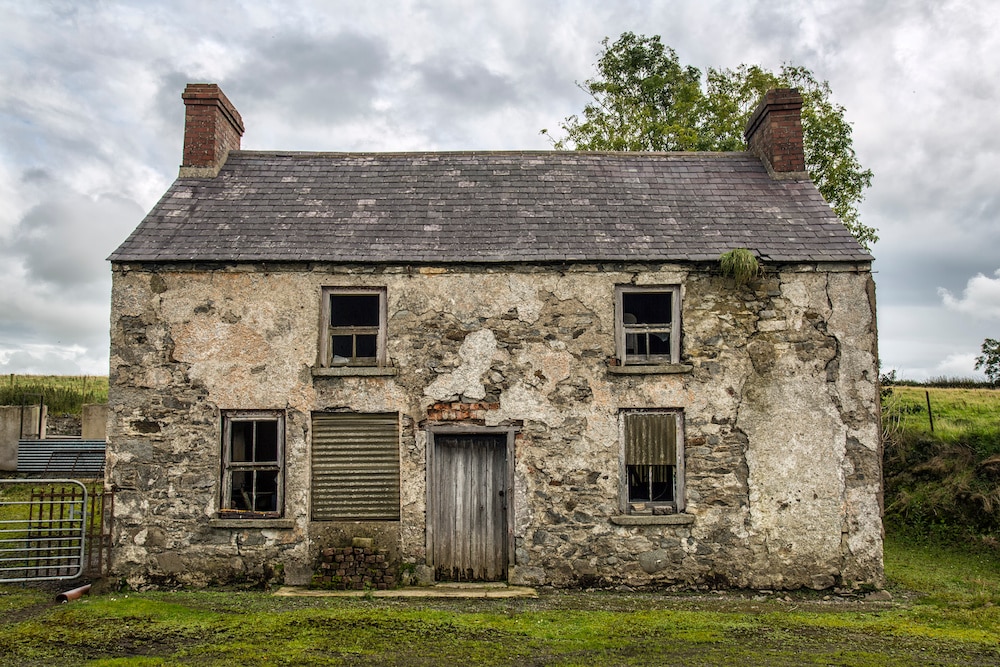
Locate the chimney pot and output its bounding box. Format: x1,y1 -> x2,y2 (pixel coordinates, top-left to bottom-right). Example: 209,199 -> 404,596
744,88 -> 807,179
180,83 -> 244,178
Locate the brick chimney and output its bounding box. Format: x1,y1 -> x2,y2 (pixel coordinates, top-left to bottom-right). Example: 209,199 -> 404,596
744,88 -> 807,179
179,83 -> 244,178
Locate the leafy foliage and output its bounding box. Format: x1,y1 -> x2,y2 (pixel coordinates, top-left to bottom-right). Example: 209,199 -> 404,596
545,32 -> 876,249
974,338 -> 1000,384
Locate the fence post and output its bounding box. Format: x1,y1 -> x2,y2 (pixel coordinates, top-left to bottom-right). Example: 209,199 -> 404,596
925,390 -> 934,433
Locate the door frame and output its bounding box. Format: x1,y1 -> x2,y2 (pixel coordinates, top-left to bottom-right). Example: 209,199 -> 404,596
425,424 -> 517,580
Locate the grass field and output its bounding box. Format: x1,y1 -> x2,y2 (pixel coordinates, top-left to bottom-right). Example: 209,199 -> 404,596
0,375 -> 108,415
882,385 -> 1000,539
0,535 -> 997,666
885,385 -> 1000,452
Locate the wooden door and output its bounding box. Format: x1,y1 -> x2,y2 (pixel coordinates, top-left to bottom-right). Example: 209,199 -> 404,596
429,433 -> 508,581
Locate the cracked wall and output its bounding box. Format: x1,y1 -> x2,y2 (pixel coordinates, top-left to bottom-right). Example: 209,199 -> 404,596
108,261 -> 882,589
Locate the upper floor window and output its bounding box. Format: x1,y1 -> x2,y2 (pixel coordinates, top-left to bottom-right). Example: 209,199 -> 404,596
220,410 -> 284,518
615,286 -> 681,365
320,287 -> 387,367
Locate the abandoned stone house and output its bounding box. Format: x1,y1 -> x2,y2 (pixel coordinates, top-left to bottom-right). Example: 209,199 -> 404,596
106,83 -> 883,590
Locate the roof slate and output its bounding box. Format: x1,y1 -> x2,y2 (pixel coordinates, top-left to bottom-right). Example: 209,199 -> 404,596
109,150 -> 872,264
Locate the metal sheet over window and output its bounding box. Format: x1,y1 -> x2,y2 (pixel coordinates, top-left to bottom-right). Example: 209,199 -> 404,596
311,412 -> 400,521
624,412 -> 677,464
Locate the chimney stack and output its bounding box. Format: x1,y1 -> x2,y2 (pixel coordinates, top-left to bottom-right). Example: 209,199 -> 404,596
744,88 -> 807,178
180,83 -> 244,178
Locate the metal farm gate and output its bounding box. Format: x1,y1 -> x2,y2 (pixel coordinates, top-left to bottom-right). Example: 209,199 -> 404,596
0,479 -> 113,583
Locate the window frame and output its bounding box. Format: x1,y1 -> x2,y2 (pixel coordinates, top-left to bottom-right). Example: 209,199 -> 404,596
620,409 -> 685,514
615,285 -> 681,365
319,286 -> 388,368
219,410 -> 285,519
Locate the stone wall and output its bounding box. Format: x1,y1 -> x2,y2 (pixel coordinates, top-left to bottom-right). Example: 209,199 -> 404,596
107,261 -> 882,590
0,405 -> 46,471
82,403 -> 108,441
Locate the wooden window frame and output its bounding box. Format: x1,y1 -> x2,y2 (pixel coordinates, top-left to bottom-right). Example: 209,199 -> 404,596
615,285 -> 681,365
219,410 -> 285,519
319,286 -> 388,368
620,409 -> 684,514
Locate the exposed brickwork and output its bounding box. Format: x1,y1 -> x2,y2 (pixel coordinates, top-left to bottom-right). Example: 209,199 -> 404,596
744,88 -> 806,176
427,402 -> 500,422
181,84 -> 244,172
313,546 -> 397,590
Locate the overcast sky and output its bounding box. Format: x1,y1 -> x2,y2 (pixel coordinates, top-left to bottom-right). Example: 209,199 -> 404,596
1,0 -> 998,380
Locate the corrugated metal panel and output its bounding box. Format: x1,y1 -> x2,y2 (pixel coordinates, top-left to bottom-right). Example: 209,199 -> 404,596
311,413 -> 399,521
17,440 -> 106,476
624,413 -> 676,464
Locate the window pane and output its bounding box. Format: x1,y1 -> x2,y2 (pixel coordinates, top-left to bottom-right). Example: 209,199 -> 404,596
648,332 -> 671,355
255,421 -> 279,462
331,294 -> 379,327
230,422 -> 253,462
627,464 -> 651,502
230,470 -> 253,509
331,335 -> 354,362
355,334 -> 377,358
627,464 -> 675,503
623,292 -> 671,325
649,465 -> 675,502
254,471 -> 279,512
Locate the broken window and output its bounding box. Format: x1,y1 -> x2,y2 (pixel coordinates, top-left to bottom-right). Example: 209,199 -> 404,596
615,286 -> 681,364
623,410 -> 684,513
220,411 -> 284,517
320,287 -> 387,367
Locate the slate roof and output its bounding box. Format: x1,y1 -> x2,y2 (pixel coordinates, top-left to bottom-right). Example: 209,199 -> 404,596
110,150 -> 872,264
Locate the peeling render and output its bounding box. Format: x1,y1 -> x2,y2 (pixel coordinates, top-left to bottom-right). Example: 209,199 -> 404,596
107,261 -> 883,590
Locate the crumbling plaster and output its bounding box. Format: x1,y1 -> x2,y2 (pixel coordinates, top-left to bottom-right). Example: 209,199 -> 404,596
108,261 -> 882,590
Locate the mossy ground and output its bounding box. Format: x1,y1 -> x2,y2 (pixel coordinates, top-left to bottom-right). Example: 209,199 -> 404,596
1,534 -> 997,666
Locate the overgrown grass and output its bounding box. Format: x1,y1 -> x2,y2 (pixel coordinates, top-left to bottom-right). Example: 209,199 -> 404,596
1,537 -> 998,666
0,375 -> 108,415
882,386 -> 1000,542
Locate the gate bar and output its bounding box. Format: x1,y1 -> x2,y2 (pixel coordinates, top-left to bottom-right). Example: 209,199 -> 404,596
0,479 -> 87,583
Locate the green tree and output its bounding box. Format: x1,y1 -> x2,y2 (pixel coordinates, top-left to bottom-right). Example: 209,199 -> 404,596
975,338 -> 1000,384
544,33 -> 876,249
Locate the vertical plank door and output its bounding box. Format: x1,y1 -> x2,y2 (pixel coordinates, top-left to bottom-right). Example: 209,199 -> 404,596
430,434 -> 508,581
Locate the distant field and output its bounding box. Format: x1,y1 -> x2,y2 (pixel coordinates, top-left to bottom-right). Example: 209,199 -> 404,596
0,374 -> 108,415
885,385 -> 1000,453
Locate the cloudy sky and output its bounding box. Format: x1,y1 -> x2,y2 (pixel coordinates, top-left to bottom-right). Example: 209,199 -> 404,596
1,0 -> 998,380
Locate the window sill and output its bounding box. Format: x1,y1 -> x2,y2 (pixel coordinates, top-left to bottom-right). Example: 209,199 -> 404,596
312,366 -> 398,377
210,518 -> 295,530
607,363 -> 693,375
610,513 -> 695,526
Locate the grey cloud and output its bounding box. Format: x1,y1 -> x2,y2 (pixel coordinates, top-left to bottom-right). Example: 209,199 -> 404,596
5,190 -> 144,290
416,61 -> 520,111
227,31 -> 391,127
